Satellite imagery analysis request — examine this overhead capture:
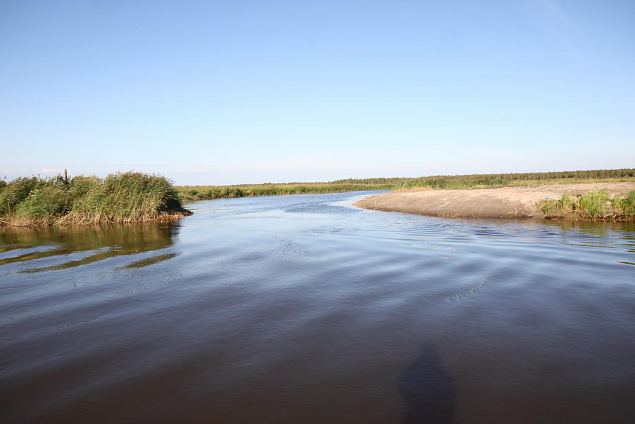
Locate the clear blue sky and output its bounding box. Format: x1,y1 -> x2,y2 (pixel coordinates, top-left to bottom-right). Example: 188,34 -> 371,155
1,0 -> 634,184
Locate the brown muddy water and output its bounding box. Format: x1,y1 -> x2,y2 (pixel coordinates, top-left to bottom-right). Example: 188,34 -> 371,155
1,191 -> 634,423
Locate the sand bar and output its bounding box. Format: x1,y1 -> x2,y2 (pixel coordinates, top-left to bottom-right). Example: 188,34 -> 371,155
355,182 -> 635,219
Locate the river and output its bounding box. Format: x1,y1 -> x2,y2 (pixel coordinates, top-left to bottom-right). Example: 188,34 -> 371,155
1,191 -> 634,423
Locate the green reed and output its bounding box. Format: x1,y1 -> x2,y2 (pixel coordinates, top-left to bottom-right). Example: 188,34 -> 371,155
540,190 -> 635,221
0,172 -> 188,226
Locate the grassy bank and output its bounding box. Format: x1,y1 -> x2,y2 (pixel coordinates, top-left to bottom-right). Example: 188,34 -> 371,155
540,190 -> 635,221
178,169 -> 635,201
0,172 -> 190,227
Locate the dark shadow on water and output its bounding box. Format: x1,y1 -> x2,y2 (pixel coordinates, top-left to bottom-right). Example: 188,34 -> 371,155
398,346 -> 456,424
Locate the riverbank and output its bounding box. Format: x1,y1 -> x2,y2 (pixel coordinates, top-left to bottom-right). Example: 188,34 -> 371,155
177,169 -> 635,201
0,172 -> 191,228
354,182 -> 635,221
177,181 -> 393,201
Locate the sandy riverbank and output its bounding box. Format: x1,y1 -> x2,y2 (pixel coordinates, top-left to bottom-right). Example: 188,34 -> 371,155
354,182 -> 635,219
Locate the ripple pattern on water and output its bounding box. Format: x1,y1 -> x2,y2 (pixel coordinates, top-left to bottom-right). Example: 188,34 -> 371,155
1,191 -> 634,423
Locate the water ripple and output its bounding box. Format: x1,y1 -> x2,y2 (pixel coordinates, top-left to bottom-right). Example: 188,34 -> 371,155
1,191 -> 635,423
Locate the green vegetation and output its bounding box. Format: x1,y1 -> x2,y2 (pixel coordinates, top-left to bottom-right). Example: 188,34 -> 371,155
177,182 -> 393,201
382,168 -> 635,190
0,172 -> 189,227
178,168 -> 635,201
3,169 -> 633,224
540,190 -> 635,221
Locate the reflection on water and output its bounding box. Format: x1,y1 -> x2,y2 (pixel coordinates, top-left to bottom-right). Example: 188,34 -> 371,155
0,223 -> 178,272
544,219 -> 635,235
1,192 -> 634,423
124,252 -> 178,269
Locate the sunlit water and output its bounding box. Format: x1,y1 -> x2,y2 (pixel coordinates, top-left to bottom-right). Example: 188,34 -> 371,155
1,191 -> 634,423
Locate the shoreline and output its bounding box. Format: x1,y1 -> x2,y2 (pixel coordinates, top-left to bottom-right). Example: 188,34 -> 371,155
354,182 -> 635,221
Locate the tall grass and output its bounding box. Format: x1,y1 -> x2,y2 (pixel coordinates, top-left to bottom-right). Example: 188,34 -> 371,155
614,191 -> 635,216
0,177 -> 41,216
540,190 -> 635,221
0,172 -> 189,227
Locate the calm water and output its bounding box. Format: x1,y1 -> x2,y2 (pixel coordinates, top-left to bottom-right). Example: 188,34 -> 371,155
1,191 -> 635,423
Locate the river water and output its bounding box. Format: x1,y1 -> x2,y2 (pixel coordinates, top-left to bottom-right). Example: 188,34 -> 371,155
1,191 -> 634,423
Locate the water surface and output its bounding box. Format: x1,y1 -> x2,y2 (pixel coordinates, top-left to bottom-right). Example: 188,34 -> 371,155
1,192 -> 634,423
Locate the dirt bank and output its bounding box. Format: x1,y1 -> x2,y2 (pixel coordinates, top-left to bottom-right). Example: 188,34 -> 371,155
354,182 -> 635,219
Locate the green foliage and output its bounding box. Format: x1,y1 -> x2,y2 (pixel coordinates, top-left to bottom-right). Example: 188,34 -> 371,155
560,193 -> 573,212
0,177 -> 40,215
69,176 -> 100,199
578,190 -> 610,218
68,172 -> 183,224
178,183 -> 394,201
613,191 -> 635,216
0,172 -> 187,226
540,192 -> 577,217
178,168 -> 635,201
15,184 -> 71,223
540,199 -> 560,216
396,169 -> 635,190
540,190 -> 635,221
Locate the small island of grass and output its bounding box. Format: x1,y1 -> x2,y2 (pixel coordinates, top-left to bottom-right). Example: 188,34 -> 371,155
0,172 -> 191,227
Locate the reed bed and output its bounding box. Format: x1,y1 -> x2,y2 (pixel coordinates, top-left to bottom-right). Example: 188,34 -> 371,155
0,172 -> 190,227
540,190 -> 635,221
